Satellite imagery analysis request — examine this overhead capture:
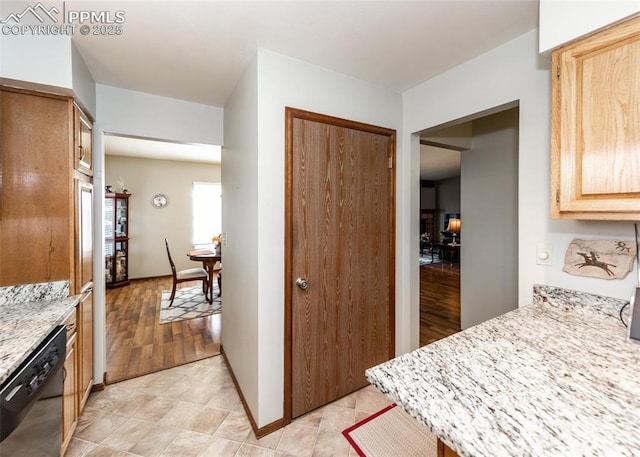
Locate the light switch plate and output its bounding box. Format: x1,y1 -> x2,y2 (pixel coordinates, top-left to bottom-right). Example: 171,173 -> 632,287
536,243 -> 553,266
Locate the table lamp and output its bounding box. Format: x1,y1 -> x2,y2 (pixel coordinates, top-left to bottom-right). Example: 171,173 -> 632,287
447,218 -> 461,244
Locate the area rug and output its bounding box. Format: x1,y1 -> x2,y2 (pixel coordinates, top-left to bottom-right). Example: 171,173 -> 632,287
342,403 -> 437,457
420,253 -> 441,265
159,284 -> 221,324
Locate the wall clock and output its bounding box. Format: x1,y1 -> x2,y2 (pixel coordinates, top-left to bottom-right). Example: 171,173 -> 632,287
151,193 -> 169,208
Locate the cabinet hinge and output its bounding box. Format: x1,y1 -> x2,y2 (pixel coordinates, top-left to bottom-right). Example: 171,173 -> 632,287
388,156 -> 393,169
556,189 -> 560,204
556,65 -> 560,79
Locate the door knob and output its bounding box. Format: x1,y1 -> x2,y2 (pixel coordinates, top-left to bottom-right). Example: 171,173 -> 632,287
296,277 -> 309,291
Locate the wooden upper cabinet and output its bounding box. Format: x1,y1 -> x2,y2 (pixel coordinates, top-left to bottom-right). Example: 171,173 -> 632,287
551,15 -> 640,220
74,104 -> 93,176
0,88 -> 73,285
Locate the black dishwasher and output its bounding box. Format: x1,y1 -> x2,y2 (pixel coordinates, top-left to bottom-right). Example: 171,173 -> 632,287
0,324 -> 66,456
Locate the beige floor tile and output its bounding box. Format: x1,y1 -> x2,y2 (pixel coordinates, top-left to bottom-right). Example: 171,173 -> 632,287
330,391 -> 358,409
84,445 -> 136,457
76,413 -> 129,444
244,428 -> 284,450
319,405 -> 356,433
312,428 -> 351,457
157,430 -> 212,457
159,401 -> 228,435
205,383 -> 242,410
214,409 -> 252,441
293,407 -> 324,428
133,396 -> 177,422
152,379 -> 192,400
199,436 -> 243,457
65,437 -> 98,457
176,380 -> 222,405
76,407 -> 107,434
111,392 -> 156,417
100,417 -> 156,451
354,384 -> 393,414
276,424 -> 318,457
128,424 -> 181,456
85,387 -> 136,413
236,443 -> 277,457
112,375 -> 150,391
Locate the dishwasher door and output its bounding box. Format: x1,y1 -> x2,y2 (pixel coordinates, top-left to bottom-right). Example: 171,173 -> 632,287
0,325 -> 66,457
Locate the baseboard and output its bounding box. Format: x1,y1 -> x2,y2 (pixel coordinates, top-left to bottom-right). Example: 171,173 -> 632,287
91,379 -> 106,392
220,345 -> 286,439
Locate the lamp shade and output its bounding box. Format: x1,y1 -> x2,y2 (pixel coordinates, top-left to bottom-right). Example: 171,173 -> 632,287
447,218 -> 461,232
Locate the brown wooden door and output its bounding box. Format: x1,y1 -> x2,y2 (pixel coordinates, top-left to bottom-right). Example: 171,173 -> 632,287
285,108 -> 395,419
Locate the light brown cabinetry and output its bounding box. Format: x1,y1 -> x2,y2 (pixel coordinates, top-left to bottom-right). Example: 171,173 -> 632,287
62,310 -> 78,456
75,105 -> 93,176
0,88 -> 73,285
437,439 -> 460,457
551,15 -> 640,220
78,289 -> 94,411
0,86 -> 95,455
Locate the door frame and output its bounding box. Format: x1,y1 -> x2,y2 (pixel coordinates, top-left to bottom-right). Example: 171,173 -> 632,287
283,107 -> 396,424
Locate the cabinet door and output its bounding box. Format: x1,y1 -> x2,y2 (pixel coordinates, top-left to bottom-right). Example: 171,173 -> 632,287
62,313 -> 78,456
78,290 -> 94,412
551,15 -> 640,219
75,105 -> 93,176
76,180 -> 94,293
0,88 -> 72,285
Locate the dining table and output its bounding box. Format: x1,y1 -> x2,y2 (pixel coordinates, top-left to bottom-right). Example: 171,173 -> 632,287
187,249 -> 221,302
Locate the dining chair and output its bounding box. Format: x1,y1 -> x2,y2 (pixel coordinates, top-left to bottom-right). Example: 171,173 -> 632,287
165,238 -> 209,306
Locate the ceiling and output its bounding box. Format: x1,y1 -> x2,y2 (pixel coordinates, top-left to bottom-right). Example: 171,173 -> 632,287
71,0 -> 539,107
420,145 -> 461,181
71,0 -> 538,166
105,135 -> 222,163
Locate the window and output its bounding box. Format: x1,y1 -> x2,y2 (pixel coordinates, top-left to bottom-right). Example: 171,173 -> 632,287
192,182 -> 221,245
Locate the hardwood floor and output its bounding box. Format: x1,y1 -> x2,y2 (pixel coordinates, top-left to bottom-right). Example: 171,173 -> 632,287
420,262 -> 461,346
105,276 -> 221,384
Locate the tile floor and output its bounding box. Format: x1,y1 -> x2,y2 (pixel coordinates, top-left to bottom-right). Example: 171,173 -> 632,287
68,355 -> 394,457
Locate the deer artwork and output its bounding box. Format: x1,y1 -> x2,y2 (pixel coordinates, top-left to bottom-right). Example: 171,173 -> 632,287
575,250 -> 617,276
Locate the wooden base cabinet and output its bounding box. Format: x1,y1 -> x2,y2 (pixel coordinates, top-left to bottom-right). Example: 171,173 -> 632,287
438,439 -> 460,457
62,310 -> 78,456
78,289 -> 94,411
551,15 -> 640,220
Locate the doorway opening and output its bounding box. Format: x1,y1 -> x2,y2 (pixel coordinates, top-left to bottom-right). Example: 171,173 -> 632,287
102,133 -> 223,383
416,105 -> 519,345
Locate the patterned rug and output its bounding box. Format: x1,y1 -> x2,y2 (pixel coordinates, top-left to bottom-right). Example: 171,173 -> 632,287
159,284 -> 221,324
419,253 -> 442,265
342,403 -> 437,457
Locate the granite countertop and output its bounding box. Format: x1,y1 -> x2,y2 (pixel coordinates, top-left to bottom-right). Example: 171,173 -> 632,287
0,281 -> 80,385
366,285 -> 640,457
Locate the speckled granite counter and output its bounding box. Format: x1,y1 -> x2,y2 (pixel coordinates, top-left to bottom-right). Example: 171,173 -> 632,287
0,281 -> 80,385
366,285 -> 640,457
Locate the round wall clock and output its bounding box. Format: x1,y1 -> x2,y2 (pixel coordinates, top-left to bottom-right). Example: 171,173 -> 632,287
151,193 -> 169,208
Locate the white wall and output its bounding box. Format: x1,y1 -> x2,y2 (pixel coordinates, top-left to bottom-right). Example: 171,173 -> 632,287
96,85 -> 224,146
105,155 -> 220,279
539,0 -> 640,53
71,41 -> 97,117
461,109 -> 519,328
436,177 -> 461,234
403,29 -> 637,352
222,56 -> 260,421
0,32 -> 97,116
225,48 -> 403,428
0,34 -> 73,90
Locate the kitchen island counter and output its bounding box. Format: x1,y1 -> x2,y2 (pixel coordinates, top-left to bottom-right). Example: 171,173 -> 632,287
366,285 -> 640,457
